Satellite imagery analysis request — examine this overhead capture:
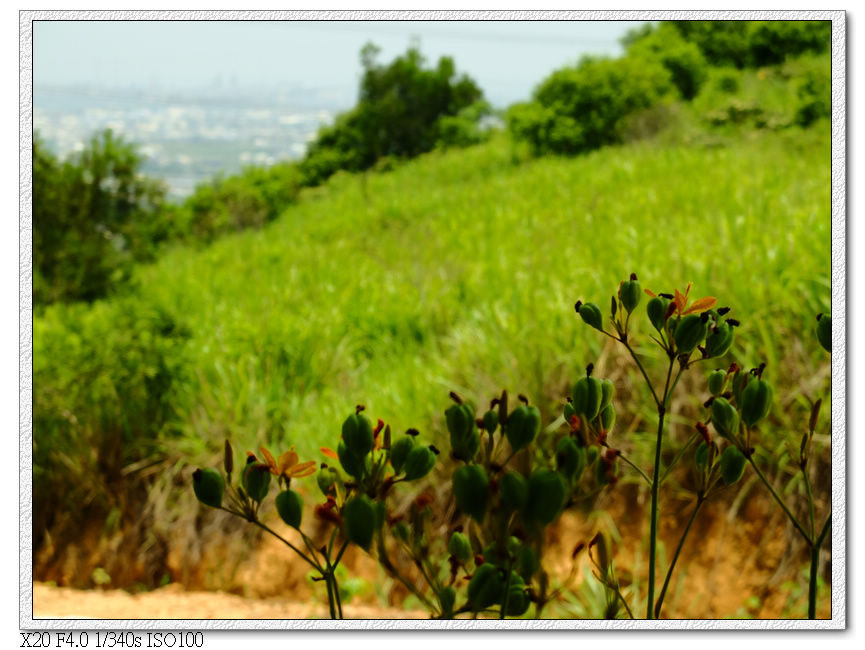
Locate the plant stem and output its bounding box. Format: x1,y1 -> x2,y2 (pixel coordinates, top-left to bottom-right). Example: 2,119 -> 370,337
654,495 -> 704,618
618,453 -> 652,486
244,518 -> 322,572
659,431 -> 698,486
746,457 -> 812,544
808,514 -> 831,620
622,340 -> 660,407
324,569 -> 338,620
647,356 -> 675,619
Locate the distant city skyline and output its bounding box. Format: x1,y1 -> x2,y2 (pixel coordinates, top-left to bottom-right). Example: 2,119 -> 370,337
34,20 -> 646,108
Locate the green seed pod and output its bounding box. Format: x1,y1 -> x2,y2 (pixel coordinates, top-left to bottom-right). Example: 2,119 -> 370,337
446,403 -> 479,461
526,469 -> 567,527
343,496 -> 376,550
468,564 -> 505,611
403,445 -> 436,481
600,379 -> 615,412
647,296 -> 671,332
448,531 -> 473,563
342,413 -> 374,458
389,436 -> 416,474
563,401 -> 576,422
506,405 -> 540,452
673,314 -> 709,355
740,378 -> 773,427
707,369 -> 726,396
481,542 -> 502,566
317,465 -> 339,496
275,490 -> 303,529
595,455 -> 619,486
453,465 -> 489,520
600,403 -> 616,433
619,279 -> 642,314
192,468 -> 225,509
572,376 -> 603,421
705,321 -> 734,358
816,314 -> 831,353
439,586 -> 456,618
720,445 -> 747,486
499,471 -> 528,512
711,397 -> 739,439
242,463 -> 271,503
503,573 -> 530,616
518,546 -> 539,580
578,302 -> 604,331
337,440 -> 364,480
587,446 -> 599,466
482,409 -> 498,436
556,436 -> 581,481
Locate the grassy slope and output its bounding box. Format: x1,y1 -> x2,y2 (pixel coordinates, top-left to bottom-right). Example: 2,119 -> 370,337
123,125 -> 830,465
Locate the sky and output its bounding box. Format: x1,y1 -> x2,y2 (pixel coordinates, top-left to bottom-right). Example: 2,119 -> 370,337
33,20 -> 647,107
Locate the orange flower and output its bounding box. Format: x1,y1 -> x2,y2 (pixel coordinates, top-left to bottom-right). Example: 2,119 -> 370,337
646,283 -> 716,317
259,446 -> 317,479
320,446 -> 339,460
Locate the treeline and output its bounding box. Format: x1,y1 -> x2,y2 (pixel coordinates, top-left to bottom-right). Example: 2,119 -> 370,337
33,21 -> 831,306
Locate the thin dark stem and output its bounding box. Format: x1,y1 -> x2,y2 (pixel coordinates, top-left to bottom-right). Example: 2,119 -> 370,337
659,431 -> 699,486
622,339 -> 661,407
803,468 -> 816,540
618,453 -> 652,486
324,570 -> 338,620
808,545 -> 819,619
817,514 -> 831,547
243,517 -> 321,572
655,496 -> 704,618
647,356 -> 675,619
747,457 -> 812,544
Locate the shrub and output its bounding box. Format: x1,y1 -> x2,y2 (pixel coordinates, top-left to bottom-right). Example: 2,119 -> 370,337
507,55 -> 673,156
299,43 -> 485,185
33,130 -> 169,305
795,58 -> 831,126
177,162 -> 301,243
625,23 -> 708,100
436,100 -> 495,149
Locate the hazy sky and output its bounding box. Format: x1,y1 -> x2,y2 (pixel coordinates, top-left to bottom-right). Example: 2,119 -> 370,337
33,20 -> 647,107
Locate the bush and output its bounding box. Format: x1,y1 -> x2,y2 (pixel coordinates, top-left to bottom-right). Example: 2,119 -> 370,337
507,55 -> 673,156
299,43 -> 485,186
795,58 -> 831,126
177,162 -> 301,243
33,130 -> 169,305
33,297 -> 189,567
436,101 -> 495,149
625,23 -> 708,100
670,20 -> 830,68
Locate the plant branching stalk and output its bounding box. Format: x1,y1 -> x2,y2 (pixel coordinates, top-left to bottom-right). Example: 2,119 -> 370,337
655,495 -> 704,618
621,339 -> 661,407
746,457 -> 812,543
618,453 -> 652,486
659,431 -> 699,485
647,355 -> 675,619
808,515 -> 831,620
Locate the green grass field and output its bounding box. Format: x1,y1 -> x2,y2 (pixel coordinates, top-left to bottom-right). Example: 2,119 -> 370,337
33,72 -> 832,589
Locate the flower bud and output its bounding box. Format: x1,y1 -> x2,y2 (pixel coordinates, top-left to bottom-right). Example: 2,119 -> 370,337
389,436 -> 415,474
343,496 -> 376,550
720,445 -> 747,486
317,465 -> 339,497
506,405 -> 541,452
740,378 -> 773,427
707,369 -> 726,396
446,403 -> 479,462
526,469 -> 567,527
242,463 -> 271,503
577,302 -> 604,331
342,412 -> 374,458
499,471 -> 528,512
816,313 -> 831,353
337,440 -> 364,480
556,436 -> 586,482
694,441 -> 710,473
403,445 -> 436,481
647,296 -> 671,332
192,468 -> 225,509
705,320 -> 734,358
468,564 -> 504,611
710,397 -> 739,439
600,403 -> 616,433
453,464 -> 489,520
448,531 -> 473,563
572,376 -> 603,421
673,314 -> 709,355
275,490 -> 303,529
600,379 -> 615,412
619,278 -> 642,314
482,409 -> 499,435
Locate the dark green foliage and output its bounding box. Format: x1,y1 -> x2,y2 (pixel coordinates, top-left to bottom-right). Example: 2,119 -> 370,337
795,57 -> 831,126
670,20 -> 830,69
507,55 -> 672,156
299,43 -> 484,186
33,130 -> 169,305
625,23 -> 708,100
175,162 -> 301,243
436,101 -> 495,149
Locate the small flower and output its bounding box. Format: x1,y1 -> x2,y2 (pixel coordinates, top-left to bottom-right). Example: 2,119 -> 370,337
259,446 -> 317,479
646,282 -> 716,317
320,446 -> 339,460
